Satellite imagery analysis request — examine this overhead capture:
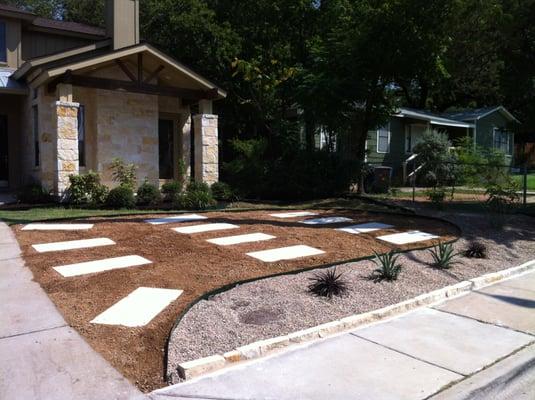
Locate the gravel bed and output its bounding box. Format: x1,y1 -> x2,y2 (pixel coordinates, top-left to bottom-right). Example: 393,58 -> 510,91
167,212 -> 534,382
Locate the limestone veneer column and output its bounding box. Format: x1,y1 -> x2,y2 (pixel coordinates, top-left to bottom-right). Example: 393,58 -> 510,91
54,101 -> 79,198
193,114 -> 218,184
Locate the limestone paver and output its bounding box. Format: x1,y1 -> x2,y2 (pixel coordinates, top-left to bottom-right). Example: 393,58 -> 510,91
269,211 -> 318,218
32,237 -> 115,253
53,255 -> 152,277
206,233 -> 276,246
172,223 -> 239,234
22,223 -> 94,231
247,245 -> 325,262
377,230 -> 439,245
91,287 -> 183,327
354,308 -> 533,375
145,214 -> 207,225
337,222 -> 393,234
300,216 -> 353,225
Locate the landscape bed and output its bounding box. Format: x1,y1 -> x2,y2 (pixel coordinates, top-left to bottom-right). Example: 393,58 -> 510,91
13,208 -> 457,391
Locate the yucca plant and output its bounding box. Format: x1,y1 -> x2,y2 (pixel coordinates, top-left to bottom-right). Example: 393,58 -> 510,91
463,241 -> 487,259
429,242 -> 458,269
308,268 -> 348,299
371,251 -> 402,282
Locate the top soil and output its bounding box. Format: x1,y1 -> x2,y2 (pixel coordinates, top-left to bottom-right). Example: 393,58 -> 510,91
13,209 -> 458,392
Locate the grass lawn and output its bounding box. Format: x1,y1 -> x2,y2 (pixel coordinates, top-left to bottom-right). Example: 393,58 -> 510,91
0,197 -> 397,226
511,174 -> 535,190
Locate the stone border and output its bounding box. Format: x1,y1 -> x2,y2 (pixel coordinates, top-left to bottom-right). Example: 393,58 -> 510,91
176,259 -> 535,380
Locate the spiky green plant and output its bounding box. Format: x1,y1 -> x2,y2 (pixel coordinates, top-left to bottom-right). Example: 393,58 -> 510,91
308,268 -> 348,299
429,242 -> 458,269
372,251 -> 402,282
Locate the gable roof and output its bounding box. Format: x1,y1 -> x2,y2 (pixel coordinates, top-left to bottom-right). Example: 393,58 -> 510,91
23,42 -> 226,99
396,107 -> 474,128
443,106 -> 520,124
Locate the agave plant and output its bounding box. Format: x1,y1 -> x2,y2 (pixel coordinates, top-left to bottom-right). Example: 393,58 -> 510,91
430,242 -> 458,269
371,251 -> 402,282
308,268 -> 348,299
463,241 -> 487,259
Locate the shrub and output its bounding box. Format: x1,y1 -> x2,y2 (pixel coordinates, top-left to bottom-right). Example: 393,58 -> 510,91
161,180 -> 183,202
429,242 -> 458,269
106,185 -> 135,209
307,268 -> 348,299
371,251 -> 402,281
463,241 -> 487,258
211,181 -> 236,201
412,129 -> 457,186
16,183 -> 51,204
67,171 -> 108,206
426,187 -> 446,208
485,179 -> 520,229
110,158 -> 137,189
136,181 -> 161,206
174,182 -> 216,210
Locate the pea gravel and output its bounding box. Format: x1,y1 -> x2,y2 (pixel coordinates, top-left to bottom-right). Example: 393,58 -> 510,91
167,212 -> 534,383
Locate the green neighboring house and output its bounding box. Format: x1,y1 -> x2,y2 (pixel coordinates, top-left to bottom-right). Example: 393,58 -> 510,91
364,106 -> 519,183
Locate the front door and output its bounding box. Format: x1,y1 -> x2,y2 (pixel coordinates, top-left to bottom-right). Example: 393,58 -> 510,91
0,115 -> 8,187
158,119 -> 175,180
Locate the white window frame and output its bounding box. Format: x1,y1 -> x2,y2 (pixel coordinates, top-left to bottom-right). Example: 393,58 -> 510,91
376,124 -> 391,154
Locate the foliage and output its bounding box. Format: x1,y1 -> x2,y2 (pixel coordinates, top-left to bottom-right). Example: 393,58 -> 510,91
485,178 -> 520,229
211,182 -> 237,202
161,181 -> 183,202
15,183 -> 52,204
412,129 -> 456,186
106,185 -> 135,209
429,242 -> 458,269
136,181 -> 161,206
66,171 -> 108,206
173,182 -> 216,210
463,241 -> 487,259
110,158 -> 137,189
371,251 -> 402,282
307,268 -> 348,299
426,187 -> 446,208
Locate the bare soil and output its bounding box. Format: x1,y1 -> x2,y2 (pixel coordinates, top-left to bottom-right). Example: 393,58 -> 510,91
13,209 -> 457,391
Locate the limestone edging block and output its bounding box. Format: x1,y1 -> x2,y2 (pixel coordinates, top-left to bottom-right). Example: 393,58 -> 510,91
174,259 -> 535,380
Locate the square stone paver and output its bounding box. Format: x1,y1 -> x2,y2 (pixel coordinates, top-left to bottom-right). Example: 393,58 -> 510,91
354,308 -> 532,375
246,245 -> 325,262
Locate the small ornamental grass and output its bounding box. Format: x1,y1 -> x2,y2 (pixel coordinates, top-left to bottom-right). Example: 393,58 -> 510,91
307,268 -> 348,299
371,251 -> 402,282
429,241 -> 458,269
463,241 -> 487,259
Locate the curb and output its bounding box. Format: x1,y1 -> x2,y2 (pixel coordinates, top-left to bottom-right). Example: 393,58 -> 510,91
176,259 -> 535,380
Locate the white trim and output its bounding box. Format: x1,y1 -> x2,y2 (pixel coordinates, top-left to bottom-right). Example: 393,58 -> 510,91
474,106 -> 520,124
376,124 -> 391,154
430,120 -> 474,128
492,127 -> 512,155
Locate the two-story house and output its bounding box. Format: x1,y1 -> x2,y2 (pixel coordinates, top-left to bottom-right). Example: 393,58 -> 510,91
0,0 -> 224,196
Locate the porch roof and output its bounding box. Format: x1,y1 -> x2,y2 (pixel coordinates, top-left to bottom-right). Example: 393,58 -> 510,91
0,68 -> 28,95
16,42 -> 226,100
395,107 -> 474,128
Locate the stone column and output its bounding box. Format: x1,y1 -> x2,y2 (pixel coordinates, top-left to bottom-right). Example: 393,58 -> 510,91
193,114 -> 218,184
54,101 -> 79,198
179,114 -> 192,181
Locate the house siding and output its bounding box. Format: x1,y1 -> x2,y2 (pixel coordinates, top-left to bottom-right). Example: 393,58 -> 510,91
475,110 -> 514,164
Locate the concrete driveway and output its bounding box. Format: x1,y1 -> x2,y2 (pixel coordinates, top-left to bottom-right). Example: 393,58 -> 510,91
152,271 -> 535,400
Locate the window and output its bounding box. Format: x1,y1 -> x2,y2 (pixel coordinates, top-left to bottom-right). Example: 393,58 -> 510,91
0,21 -> 6,63
493,128 -> 510,154
158,119 -> 174,179
377,124 -> 390,153
32,105 -> 39,167
78,105 -> 86,167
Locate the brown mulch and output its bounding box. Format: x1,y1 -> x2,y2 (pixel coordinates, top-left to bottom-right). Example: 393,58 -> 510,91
13,209 -> 458,392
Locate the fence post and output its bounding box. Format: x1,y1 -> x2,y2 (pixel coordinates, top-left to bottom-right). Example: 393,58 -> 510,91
523,163 -> 528,207
412,164 -> 416,203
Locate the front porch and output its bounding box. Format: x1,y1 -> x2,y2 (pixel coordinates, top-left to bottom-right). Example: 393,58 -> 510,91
14,43 -> 225,197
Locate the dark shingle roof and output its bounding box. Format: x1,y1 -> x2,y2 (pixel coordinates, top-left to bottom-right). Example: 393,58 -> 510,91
442,108 -> 499,122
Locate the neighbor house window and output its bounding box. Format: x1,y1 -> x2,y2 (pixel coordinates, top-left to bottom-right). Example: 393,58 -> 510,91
158,119 -> 174,179
32,105 -> 39,167
0,21 -> 6,63
493,128 -> 510,154
78,105 -> 85,167
377,124 -> 390,153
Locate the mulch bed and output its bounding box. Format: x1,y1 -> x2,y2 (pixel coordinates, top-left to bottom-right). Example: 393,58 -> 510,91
13,209 -> 458,392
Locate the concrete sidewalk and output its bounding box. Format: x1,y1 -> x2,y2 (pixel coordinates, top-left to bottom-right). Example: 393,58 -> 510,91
0,221 -> 146,400
152,271 -> 535,400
